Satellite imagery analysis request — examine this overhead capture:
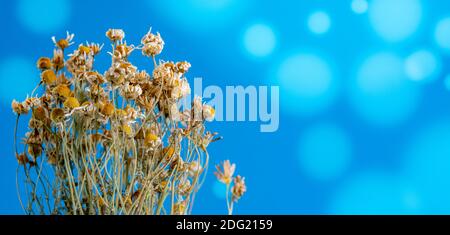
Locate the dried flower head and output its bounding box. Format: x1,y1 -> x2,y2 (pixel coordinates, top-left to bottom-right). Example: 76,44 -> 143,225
11,100 -> 29,115
37,57 -> 52,70
41,69 -> 57,85
106,29 -> 125,42
141,29 -> 164,57
63,97 -> 80,109
231,176 -> 247,202
52,31 -> 75,50
214,160 -> 236,185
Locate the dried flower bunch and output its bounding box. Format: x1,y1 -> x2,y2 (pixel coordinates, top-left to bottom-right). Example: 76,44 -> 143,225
214,160 -> 247,215
11,28 -> 231,215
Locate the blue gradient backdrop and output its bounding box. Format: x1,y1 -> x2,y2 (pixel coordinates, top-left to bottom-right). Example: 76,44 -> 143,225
2,0 -> 450,214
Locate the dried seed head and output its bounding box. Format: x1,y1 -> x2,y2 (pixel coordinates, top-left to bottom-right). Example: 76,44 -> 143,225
11,100 -> 29,115
176,61 -> 191,74
64,97 -> 80,109
231,176 -> 247,202
33,106 -> 48,121
37,57 -> 52,70
106,29 -> 125,41
79,45 -> 91,55
101,102 -> 115,116
54,84 -> 72,98
41,69 -> 57,85
50,108 -> 65,123
141,30 -> 164,57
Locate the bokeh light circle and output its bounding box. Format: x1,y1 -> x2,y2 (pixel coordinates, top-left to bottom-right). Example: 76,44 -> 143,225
351,0 -> 369,14
445,75 -> 450,91
298,123 -> 352,181
152,0 -> 244,31
350,52 -> 420,126
405,49 -> 441,82
434,17 -> 450,52
330,172 -> 418,214
404,121 -> 450,214
307,11 -> 331,35
243,24 -> 276,57
368,0 -> 422,42
17,0 -> 70,33
277,53 -> 337,116
0,57 -> 37,107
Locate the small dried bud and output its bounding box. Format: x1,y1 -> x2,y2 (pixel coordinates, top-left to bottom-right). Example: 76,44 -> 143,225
37,57 -> 52,70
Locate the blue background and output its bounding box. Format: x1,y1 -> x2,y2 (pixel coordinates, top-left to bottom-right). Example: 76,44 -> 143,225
2,0 -> 450,214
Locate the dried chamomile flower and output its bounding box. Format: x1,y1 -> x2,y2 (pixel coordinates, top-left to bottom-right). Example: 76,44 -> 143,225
11,100 -> 29,115
176,61 -> 191,74
173,201 -> 186,215
87,42 -> 103,56
37,57 -> 52,70
50,108 -> 65,123
121,124 -> 134,137
144,133 -> 161,150
64,97 -> 80,109
106,29 -> 125,42
100,102 -> 115,117
171,77 -> 191,99
141,29 -> 164,57
78,44 -> 91,55
202,104 -> 215,122
231,176 -> 247,202
120,83 -> 142,100
52,31 -> 75,50
41,69 -> 57,85
32,106 -> 48,121
54,84 -> 72,98
214,160 -> 236,185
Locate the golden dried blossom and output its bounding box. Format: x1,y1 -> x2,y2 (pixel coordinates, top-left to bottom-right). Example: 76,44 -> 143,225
64,97 -> 80,109
37,57 -> 52,70
41,69 -> 57,85
50,108 -> 65,123
54,84 -> 72,98
52,31 -> 75,50
101,102 -> 115,117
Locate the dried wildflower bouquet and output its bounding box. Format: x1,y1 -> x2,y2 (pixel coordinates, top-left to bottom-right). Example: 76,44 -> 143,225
11,28 -> 222,215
